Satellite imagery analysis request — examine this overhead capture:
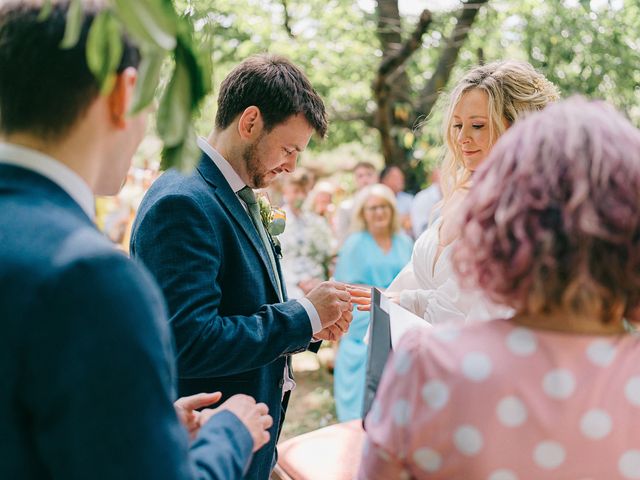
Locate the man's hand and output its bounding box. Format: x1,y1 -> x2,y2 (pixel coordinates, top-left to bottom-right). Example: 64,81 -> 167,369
305,281 -> 353,329
174,392 -> 222,440
201,394 -> 273,453
315,309 -> 352,341
298,278 -> 322,295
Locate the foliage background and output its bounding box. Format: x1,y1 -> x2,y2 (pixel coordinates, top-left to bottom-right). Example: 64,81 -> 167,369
149,0 -> 637,191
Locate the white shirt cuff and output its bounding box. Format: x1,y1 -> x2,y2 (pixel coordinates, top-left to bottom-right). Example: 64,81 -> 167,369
297,298 -> 322,335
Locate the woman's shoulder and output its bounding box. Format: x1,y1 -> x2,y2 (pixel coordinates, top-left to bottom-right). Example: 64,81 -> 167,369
341,231 -> 370,249
394,320 -> 516,375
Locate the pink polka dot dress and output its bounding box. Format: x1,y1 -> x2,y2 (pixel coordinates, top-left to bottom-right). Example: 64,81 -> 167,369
358,319 -> 640,479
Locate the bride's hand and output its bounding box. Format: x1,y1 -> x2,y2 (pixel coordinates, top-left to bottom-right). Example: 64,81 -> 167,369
355,289 -> 401,311
383,291 -> 401,305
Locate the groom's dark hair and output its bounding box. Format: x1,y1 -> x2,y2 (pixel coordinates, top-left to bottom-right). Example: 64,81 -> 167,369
0,0 -> 139,140
215,53 -> 328,138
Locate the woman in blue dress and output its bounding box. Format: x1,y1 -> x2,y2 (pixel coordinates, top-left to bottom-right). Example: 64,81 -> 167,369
333,183 -> 413,421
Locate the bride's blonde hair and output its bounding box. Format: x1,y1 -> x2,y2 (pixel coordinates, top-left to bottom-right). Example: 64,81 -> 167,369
440,61 -> 559,201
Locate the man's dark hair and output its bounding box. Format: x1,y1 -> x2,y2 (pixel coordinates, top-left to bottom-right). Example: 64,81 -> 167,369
380,165 -> 403,181
0,0 -> 139,140
215,53 -> 328,138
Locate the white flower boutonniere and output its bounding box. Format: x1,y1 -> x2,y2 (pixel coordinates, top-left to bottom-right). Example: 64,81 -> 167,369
257,195 -> 286,257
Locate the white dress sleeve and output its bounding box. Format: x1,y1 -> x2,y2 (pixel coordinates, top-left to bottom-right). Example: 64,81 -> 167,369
399,278 -> 511,325
387,217 -> 513,326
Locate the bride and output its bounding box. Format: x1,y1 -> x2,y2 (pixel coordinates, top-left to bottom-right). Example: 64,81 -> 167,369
388,60 -> 559,325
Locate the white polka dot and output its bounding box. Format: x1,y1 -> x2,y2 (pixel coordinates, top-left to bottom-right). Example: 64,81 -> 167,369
487,470 -> 518,480
580,409 -> 612,440
394,349 -> 413,375
398,470 -> 411,480
454,425 -> 483,456
377,448 -> 391,462
413,447 -> 442,472
462,352 -> 493,382
625,376 -> 640,407
620,450 -> 640,479
506,327 -> 537,356
496,396 -> 528,427
392,399 -> 411,426
421,380 -> 450,410
433,326 -> 461,343
542,369 -> 576,399
586,340 -> 617,367
368,399 -> 382,424
533,441 -> 566,469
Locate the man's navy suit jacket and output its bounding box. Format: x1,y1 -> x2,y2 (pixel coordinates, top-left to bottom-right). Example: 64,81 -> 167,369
0,164 -> 253,479
131,154 -> 316,479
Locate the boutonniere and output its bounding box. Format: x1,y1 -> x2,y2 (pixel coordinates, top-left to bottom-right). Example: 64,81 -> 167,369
257,195 -> 286,257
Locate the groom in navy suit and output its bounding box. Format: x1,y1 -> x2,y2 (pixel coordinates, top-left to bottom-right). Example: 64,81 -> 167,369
131,55 -> 361,479
0,1 -> 272,478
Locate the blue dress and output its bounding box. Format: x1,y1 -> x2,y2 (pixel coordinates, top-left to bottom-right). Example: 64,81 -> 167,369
333,231 -> 413,421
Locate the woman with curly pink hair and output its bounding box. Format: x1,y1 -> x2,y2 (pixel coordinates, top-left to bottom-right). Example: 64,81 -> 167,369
359,97 -> 640,479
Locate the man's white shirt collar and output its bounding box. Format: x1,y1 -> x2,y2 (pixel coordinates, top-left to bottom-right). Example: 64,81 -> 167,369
197,136 -> 246,193
0,142 -> 95,220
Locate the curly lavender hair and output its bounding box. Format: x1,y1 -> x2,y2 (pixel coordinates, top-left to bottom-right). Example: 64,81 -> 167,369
453,96 -> 640,322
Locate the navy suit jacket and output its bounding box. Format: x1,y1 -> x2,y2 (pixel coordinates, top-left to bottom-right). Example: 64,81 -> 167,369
0,164 -> 253,479
131,153 -> 316,479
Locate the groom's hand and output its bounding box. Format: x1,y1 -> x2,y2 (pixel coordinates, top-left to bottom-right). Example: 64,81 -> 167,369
306,281 -> 352,329
314,308 -> 353,341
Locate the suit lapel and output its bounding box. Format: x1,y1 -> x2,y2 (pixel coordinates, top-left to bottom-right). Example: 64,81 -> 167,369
196,154 -> 282,299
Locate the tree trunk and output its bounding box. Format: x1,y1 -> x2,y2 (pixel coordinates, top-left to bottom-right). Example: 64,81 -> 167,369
374,0 -> 420,167
373,0 -> 489,179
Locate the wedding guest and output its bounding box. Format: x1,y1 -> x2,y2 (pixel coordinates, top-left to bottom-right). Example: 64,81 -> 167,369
279,169 -> 333,299
333,184 -> 413,421
306,179 -> 336,222
380,165 -> 414,235
387,60 -> 559,325
410,168 -> 441,238
334,161 -> 379,245
359,97 -> 640,479
0,1 -> 271,478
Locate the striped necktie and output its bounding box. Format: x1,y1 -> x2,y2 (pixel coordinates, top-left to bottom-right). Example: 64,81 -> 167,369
237,186 -> 283,301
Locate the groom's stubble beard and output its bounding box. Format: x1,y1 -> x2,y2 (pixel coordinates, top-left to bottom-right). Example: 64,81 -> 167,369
242,133 -> 270,189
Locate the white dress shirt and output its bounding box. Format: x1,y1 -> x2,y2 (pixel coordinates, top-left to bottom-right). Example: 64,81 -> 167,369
0,142 -> 95,220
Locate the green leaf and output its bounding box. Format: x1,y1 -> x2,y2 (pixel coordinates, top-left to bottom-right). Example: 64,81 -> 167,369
60,0 -> 83,49
86,11 -> 124,95
129,49 -> 165,115
139,0 -> 179,43
113,0 -> 177,51
160,127 -> 200,172
157,55 -> 192,147
37,0 -> 53,22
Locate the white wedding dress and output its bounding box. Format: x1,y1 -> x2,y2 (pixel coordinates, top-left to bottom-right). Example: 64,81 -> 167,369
387,217 -> 512,325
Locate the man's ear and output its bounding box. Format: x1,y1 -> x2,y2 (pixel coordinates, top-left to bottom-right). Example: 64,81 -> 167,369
237,106 -> 264,140
108,67 -> 138,129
